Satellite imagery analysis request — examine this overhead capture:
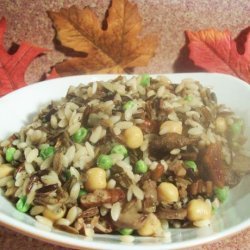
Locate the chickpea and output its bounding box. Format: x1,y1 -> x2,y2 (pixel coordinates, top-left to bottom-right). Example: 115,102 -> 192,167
157,182 -> 179,204
0,164 -> 14,179
85,167 -> 107,191
159,121 -> 182,135
215,117 -> 227,133
187,199 -> 212,222
43,205 -> 66,222
137,213 -> 162,236
123,126 -> 143,149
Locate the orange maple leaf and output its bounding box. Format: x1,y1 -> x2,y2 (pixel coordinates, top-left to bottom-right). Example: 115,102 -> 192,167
186,28 -> 250,83
48,0 -> 158,75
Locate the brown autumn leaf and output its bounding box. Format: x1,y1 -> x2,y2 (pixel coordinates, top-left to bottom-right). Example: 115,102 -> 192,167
48,0 -> 158,75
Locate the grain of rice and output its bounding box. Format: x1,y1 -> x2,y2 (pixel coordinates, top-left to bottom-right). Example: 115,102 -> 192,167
120,235 -> 135,243
149,161 -> 158,171
168,112 -> 179,121
58,119 -> 68,128
212,198 -> 220,209
25,162 -> 35,175
66,206 -> 78,225
0,155 -> 4,164
40,157 -> 53,170
140,139 -> 149,152
27,183 -> 41,204
116,161 -> 134,181
157,86 -> 166,97
70,167 -> 80,180
55,218 -> 71,226
84,224 -> 95,238
26,148 -> 39,163
132,185 -> 144,200
6,179 -> 14,188
15,171 -> 27,187
30,206 -> 45,216
0,176 -> 12,187
188,127 -> 203,136
193,219 -> 211,227
100,207 -> 108,216
111,202 -> 121,221
110,153 -> 124,164
170,148 -> 181,155
85,142 -> 95,158
90,126 -> 103,143
50,115 -> 58,129
107,179 -> 116,189
13,150 -> 22,161
162,231 -> 172,243
147,89 -> 156,98
65,145 -> 76,165
134,174 -> 141,183
68,122 -> 81,136
0,140 -> 10,147
41,174 -> 60,186
160,160 -> 168,171
115,121 -> 133,130
127,186 -> 133,201
70,182 -> 80,200
5,187 -> 16,196
113,127 -> 121,135
35,215 -> 53,227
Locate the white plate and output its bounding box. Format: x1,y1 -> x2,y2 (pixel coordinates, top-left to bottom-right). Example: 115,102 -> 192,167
0,73 -> 249,249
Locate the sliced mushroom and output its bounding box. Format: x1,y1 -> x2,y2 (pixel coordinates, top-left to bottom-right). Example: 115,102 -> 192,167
80,189 -> 125,208
149,133 -> 198,159
113,200 -> 148,230
156,206 -> 187,220
142,180 -> 158,213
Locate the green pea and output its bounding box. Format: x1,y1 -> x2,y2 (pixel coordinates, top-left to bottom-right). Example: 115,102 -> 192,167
118,228 -> 134,235
78,189 -> 87,198
135,160 -> 148,174
97,154 -> 113,170
140,74 -> 150,87
123,100 -> 135,111
184,95 -> 193,102
16,196 -> 30,213
111,144 -> 128,157
72,127 -> 88,143
40,146 -> 55,160
230,120 -> 243,137
214,186 -> 229,203
184,161 -> 197,172
5,147 -> 16,162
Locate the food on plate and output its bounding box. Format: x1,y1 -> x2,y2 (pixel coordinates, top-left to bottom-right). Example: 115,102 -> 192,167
0,75 -> 249,237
